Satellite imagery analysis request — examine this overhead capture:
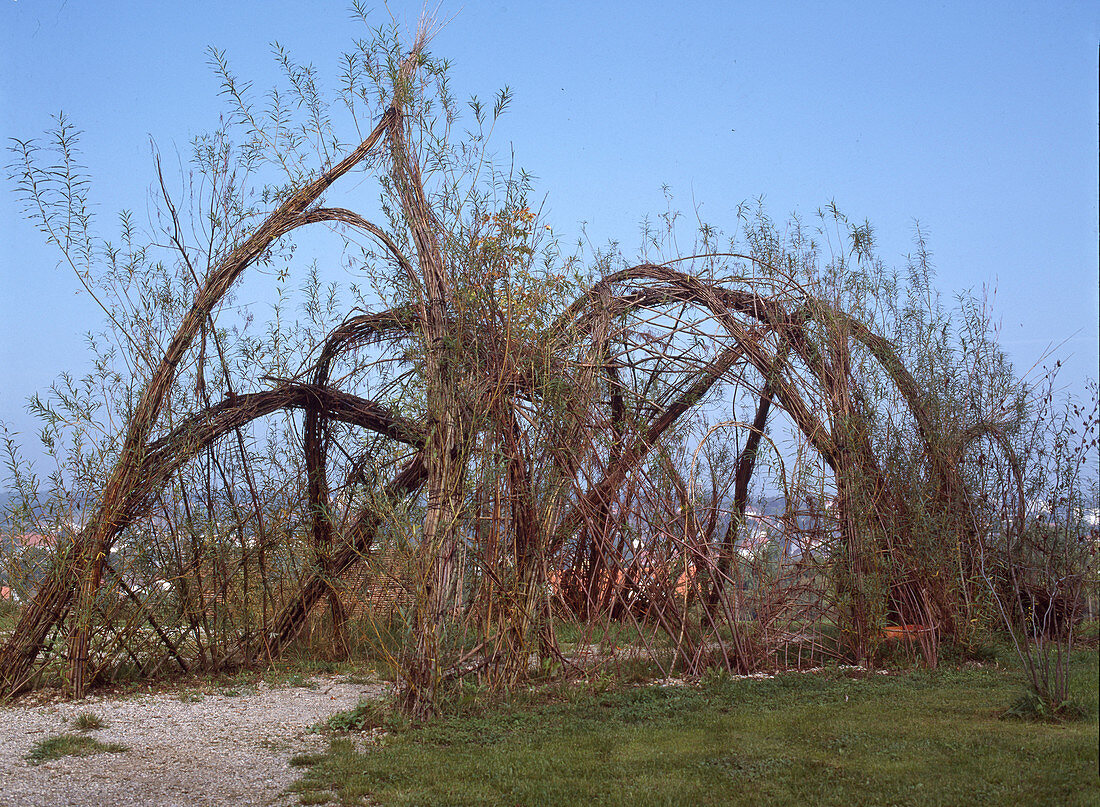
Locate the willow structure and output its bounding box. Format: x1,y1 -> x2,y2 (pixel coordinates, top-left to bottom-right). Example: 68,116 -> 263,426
0,36 -> 1002,714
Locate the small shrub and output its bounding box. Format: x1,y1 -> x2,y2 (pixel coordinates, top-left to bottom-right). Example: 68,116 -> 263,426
700,666 -> 733,688
325,699 -> 405,733
71,712 -> 105,731
26,734 -> 129,764
1002,690 -> 1087,723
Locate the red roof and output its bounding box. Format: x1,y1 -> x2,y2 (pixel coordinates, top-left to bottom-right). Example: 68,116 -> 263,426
16,533 -> 56,547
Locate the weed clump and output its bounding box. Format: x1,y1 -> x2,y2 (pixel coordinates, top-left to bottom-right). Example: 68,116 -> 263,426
26,734 -> 128,764
1002,691 -> 1088,723
71,712 -> 106,731
324,699 -> 406,733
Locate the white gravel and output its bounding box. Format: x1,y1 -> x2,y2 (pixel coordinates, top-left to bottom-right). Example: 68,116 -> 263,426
0,675 -> 387,807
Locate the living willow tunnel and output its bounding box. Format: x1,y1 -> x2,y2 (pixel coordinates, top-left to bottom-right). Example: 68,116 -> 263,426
0,40 -> 997,710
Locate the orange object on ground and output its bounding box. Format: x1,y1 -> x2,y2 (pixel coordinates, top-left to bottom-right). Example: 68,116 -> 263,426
882,624 -> 932,641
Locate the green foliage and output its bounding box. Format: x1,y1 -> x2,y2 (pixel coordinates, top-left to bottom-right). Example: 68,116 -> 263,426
324,697 -> 408,734
25,733 -> 129,765
264,669 -> 318,690
1003,691 -> 1088,723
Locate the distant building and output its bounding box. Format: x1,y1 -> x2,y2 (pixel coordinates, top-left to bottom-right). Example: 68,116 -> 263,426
15,533 -> 56,548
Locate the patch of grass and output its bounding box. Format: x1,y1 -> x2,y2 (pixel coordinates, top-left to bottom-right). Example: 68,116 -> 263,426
26,733 -> 129,765
1003,690 -> 1088,723
296,790 -> 335,805
295,651 -> 1099,806
295,659 -> 344,675
289,752 -> 326,767
265,668 -> 319,689
1077,618 -> 1099,647
220,685 -> 256,697
938,636 -> 1002,666
345,670 -> 378,686
553,618 -> 649,651
71,712 -> 106,731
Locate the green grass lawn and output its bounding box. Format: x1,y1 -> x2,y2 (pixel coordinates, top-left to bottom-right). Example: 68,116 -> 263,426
292,650 -> 1098,807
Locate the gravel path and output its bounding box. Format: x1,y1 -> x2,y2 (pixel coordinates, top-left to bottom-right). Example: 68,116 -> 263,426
0,675 -> 386,806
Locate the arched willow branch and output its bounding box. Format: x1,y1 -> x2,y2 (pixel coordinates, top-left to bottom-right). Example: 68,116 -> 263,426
0,382 -> 422,696
0,109 -> 399,698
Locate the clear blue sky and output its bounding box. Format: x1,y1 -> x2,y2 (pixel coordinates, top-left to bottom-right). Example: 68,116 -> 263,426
1,1 -> 1097,459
